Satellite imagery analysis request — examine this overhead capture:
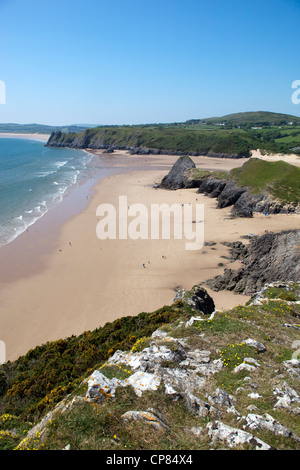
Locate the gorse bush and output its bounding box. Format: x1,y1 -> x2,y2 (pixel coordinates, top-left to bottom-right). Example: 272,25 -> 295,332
0,304 -> 186,421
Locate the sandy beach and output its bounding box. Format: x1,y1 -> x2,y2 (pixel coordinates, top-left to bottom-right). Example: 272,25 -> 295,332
0,150 -> 299,362
0,133 -> 50,142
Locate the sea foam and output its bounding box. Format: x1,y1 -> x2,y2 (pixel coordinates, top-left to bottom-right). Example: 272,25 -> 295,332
0,137 -> 96,247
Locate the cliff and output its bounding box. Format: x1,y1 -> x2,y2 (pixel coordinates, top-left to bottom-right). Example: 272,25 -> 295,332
45,127 -> 253,158
205,230 -> 300,294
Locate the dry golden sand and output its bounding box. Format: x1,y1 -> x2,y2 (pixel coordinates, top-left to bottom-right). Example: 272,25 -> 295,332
0,151 -> 299,362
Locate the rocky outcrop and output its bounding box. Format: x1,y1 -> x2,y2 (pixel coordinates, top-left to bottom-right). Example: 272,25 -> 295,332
159,156 -> 198,189
198,176 -> 298,217
242,413 -> 300,441
85,330 -> 224,418
205,230 -> 300,294
198,177 -> 227,198
173,284 -> 215,314
206,420 -> 273,450
159,157 -> 299,216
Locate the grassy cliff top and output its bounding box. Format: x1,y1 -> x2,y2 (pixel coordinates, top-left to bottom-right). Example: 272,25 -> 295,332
0,282 -> 300,451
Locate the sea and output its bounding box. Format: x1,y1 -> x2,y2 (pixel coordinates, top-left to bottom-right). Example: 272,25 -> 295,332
0,137 -> 97,247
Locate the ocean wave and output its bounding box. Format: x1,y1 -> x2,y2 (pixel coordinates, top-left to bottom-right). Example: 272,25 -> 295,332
36,170 -> 57,178
54,160 -> 68,169
0,142 -> 96,247
0,213 -> 44,247
36,160 -> 72,178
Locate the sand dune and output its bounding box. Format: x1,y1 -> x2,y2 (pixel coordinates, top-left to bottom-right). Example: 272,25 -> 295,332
250,149 -> 300,167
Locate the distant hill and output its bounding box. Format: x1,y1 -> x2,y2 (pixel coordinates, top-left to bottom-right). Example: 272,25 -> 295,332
0,123 -> 96,135
193,111 -> 300,128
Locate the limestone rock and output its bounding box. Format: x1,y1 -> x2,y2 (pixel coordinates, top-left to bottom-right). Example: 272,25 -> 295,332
243,413 -> 300,441
191,359 -> 224,376
232,363 -> 256,374
180,349 -> 211,366
187,426 -> 204,437
207,388 -> 236,408
241,338 -> 266,353
282,359 -> 300,379
207,421 -> 272,450
121,409 -> 169,433
124,371 -> 161,397
107,349 -> 143,370
161,367 -> 206,396
159,156 -> 196,189
244,357 -> 261,367
87,371 -> 123,401
139,339 -> 187,372
273,382 -> 300,410
184,392 -> 220,419
248,393 -> 262,399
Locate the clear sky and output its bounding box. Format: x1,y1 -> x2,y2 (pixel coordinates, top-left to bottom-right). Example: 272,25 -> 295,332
0,0 -> 299,125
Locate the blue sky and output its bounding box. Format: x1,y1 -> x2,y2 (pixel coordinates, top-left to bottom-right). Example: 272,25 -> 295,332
0,0 -> 299,125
